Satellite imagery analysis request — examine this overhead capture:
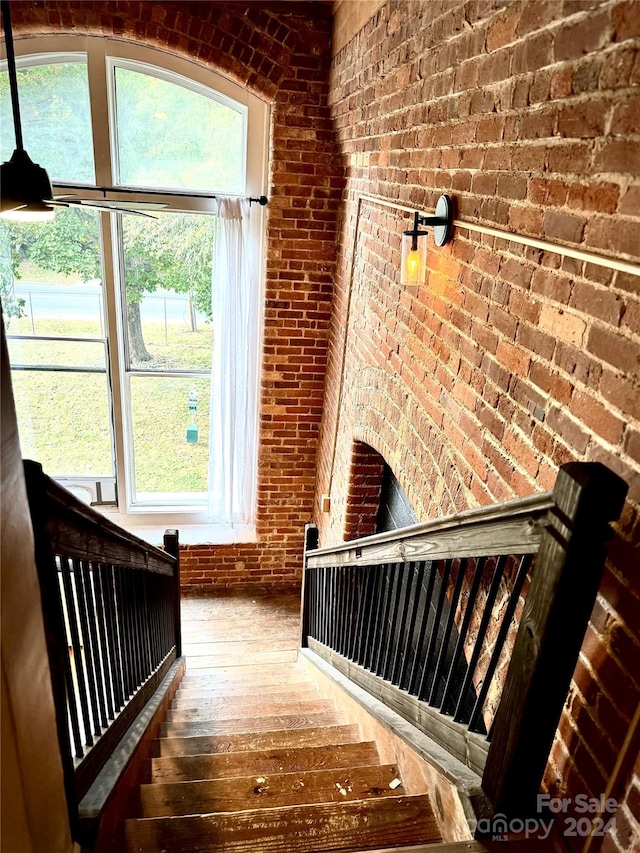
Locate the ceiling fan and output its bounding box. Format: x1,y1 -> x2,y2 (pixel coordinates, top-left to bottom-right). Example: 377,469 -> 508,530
0,0 -> 164,220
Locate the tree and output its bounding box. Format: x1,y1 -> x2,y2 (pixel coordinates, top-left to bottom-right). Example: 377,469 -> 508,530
1,208 -> 214,360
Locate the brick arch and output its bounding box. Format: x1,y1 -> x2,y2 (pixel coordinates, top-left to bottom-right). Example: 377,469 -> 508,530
11,1 -> 311,102
343,440 -> 385,541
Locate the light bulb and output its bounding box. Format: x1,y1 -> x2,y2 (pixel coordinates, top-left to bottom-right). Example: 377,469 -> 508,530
406,249 -> 421,277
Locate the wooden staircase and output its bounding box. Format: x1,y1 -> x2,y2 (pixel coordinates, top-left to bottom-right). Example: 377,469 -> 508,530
124,660 -> 442,852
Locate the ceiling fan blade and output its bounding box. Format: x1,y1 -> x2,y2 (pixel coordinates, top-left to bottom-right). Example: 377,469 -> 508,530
79,200 -> 168,211
48,198 -> 158,218
53,194 -> 167,211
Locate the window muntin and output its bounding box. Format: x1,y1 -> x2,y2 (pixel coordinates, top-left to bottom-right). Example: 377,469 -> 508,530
0,57 -> 94,183
112,62 -> 246,194
2,37 -> 267,531
1,208 -> 115,479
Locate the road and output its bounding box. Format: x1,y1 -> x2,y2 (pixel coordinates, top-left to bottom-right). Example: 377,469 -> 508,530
12,282 -> 206,328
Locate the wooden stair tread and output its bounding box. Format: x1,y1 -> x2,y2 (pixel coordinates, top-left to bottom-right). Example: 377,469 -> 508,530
125,794 -> 440,852
173,687 -> 319,705
185,650 -> 299,670
183,662 -> 302,679
177,680 -> 312,696
151,741 -> 380,783
161,710 -> 346,738
183,639 -> 298,655
167,698 -> 332,722
140,763 -> 404,816
156,724 -> 361,757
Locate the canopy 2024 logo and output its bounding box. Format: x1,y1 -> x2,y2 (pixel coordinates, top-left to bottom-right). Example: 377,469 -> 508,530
476,795 -> 618,841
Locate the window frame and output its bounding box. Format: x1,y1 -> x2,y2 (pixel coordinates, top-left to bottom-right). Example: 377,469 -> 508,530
5,35 -> 269,541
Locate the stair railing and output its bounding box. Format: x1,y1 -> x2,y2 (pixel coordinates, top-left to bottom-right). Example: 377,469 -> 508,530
23,460 -> 181,835
301,462 -> 627,819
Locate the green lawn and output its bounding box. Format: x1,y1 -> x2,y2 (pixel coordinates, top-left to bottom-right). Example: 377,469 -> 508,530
9,318 -> 212,494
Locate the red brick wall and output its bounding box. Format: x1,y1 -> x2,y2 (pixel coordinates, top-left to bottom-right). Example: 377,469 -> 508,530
344,440 -> 385,540
316,2 -> 640,850
13,1 -> 342,589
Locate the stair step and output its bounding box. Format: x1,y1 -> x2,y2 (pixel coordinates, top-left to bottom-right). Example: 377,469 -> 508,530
183,639 -> 297,656
161,710 -> 346,738
173,687 -> 319,707
181,664 -> 303,684
167,698 -> 331,722
140,763 -> 404,816
150,741 -> 380,783
125,794 -> 440,852
177,679 -> 313,697
156,724 -> 361,757
185,649 -> 298,670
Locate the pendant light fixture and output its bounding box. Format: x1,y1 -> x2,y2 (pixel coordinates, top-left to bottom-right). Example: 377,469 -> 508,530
1,0 -> 56,221
401,194 -> 453,287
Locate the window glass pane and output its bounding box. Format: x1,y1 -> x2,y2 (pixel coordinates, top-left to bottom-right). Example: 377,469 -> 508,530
12,370 -> 114,477
0,60 -> 94,183
0,211 -> 104,338
114,65 -> 245,193
130,376 -> 210,500
7,338 -> 106,369
121,212 -> 214,371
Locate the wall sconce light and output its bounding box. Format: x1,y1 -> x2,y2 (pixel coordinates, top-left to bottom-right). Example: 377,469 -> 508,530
401,194 -> 453,287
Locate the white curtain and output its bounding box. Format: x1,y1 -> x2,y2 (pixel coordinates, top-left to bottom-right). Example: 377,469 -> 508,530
207,197 -> 258,525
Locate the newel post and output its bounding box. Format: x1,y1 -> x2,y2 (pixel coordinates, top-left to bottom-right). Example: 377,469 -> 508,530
163,529 -> 181,658
482,462 -> 628,819
300,523 -> 319,648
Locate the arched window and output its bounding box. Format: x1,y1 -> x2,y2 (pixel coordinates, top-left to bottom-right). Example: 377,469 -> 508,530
1,38 -> 268,542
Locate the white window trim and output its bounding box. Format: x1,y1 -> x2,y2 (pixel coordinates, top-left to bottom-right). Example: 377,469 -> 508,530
8,35 -> 270,541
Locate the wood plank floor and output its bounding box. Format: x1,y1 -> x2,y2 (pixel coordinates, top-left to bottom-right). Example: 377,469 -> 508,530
125,589 -> 442,853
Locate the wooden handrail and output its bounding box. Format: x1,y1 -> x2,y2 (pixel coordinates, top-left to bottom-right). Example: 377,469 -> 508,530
23,460 -> 181,839
306,491 -> 554,568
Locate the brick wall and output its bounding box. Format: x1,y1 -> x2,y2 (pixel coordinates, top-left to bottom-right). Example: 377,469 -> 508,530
13,1 -> 343,589
316,1 -> 640,850
343,440 -> 385,539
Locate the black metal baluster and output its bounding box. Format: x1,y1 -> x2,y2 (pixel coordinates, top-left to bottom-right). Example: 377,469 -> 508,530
140,573 -> 153,678
469,554 -> 533,734
80,560 -> 109,730
354,567 -> 375,665
56,561 -> 84,759
397,561 -> 426,689
60,556 -> 94,748
416,559 -> 452,699
390,560 -> 418,684
114,566 -> 134,698
348,566 -> 364,660
373,565 -> 394,676
312,568 -> 319,641
382,562 -> 404,681
129,571 -> 143,688
326,567 -> 336,649
440,557 -> 487,715
428,557 -> 469,707
72,559 -> 102,738
340,566 -> 350,655
318,567 -> 326,644
93,564 -> 115,720
453,556 -> 508,724
101,564 -> 124,711
407,560 -> 437,694
363,565 -> 385,670
148,577 -> 160,669
343,566 -> 356,658
336,566 -> 347,655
